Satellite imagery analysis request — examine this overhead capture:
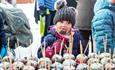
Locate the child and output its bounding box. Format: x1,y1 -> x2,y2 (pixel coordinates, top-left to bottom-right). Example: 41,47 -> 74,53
37,7 -> 85,58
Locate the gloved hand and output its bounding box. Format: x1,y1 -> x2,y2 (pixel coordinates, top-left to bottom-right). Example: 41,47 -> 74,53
39,6 -> 47,16
0,44 -> 7,58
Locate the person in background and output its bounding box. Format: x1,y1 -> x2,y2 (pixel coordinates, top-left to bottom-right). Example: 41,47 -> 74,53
75,0 -> 96,48
37,6 -> 85,58
92,0 -> 115,53
35,0 -> 56,37
0,0 -> 33,57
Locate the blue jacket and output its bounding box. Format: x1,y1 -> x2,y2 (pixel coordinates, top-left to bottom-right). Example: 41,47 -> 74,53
92,0 -> 115,53
38,0 -> 56,11
37,28 -> 85,58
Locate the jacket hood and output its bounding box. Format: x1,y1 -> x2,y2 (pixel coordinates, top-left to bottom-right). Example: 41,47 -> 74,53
94,0 -> 115,13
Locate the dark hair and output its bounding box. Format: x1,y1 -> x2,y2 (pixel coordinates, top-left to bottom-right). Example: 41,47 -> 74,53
53,7 -> 76,27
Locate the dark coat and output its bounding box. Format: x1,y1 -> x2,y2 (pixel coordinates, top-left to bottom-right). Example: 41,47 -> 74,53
75,0 -> 96,30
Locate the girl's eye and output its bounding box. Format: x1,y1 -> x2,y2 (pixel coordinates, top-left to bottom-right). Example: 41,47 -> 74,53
58,22 -> 63,24
67,21 -> 71,24
62,21 -> 70,24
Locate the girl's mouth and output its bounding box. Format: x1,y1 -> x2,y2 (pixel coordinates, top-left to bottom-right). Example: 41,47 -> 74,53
59,30 -> 67,35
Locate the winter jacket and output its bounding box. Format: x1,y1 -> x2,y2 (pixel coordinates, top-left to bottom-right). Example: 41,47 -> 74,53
38,0 -> 56,11
37,27 -> 85,58
92,0 -> 115,53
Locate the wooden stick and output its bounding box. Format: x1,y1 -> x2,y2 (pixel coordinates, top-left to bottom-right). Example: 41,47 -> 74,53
68,32 -> 73,60
80,40 -> 83,55
16,38 -> 20,69
89,36 -> 92,54
40,41 -> 46,68
104,34 -> 107,52
89,65 -> 91,70
54,46 -> 57,63
29,39 -> 32,57
93,37 -> 96,53
43,40 -> 46,69
8,38 -> 12,64
43,40 -> 46,58
102,65 -> 104,70
65,44 -> 69,53
69,32 -> 73,54
114,48 -> 115,54
84,36 -> 91,54
69,34 -> 73,60
88,61 -> 90,70
59,39 -> 64,55
8,37 -> 14,70
80,40 -> 84,64
48,62 -> 50,70
109,48 -> 111,58
17,38 -> 21,59
109,59 -> 112,70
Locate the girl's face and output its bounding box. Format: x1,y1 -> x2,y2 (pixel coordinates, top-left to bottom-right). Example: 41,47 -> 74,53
56,20 -> 72,35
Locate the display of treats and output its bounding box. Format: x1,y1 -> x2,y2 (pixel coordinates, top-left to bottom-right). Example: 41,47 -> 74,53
63,59 -> 76,70
38,57 -> 52,69
105,62 -> 115,70
76,54 -> 88,63
76,63 -> 89,70
52,54 -> 63,63
90,63 -> 103,70
13,61 -> 24,70
63,53 -> 75,60
0,51 -> 115,70
51,62 -> 63,70
23,65 -> 35,70
99,52 -> 111,59
1,36 -> 115,70
88,53 -> 98,58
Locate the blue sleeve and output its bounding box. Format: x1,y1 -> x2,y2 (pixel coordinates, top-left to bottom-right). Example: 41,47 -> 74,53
41,34 -> 57,47
92,10 -> 113,53
37,34 -> 56,58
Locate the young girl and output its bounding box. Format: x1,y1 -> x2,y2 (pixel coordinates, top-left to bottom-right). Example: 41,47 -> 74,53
37,7 -> 85,58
